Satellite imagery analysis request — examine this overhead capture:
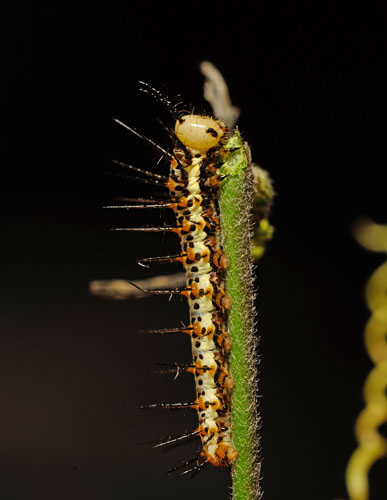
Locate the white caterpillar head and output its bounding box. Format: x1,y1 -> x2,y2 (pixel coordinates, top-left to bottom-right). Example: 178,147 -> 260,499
175,115 -> 226,151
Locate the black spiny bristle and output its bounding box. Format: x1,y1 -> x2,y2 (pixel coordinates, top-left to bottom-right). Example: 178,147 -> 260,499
139,402 -> 196,410
166,455 -> 206,476
113,118 -> 173,160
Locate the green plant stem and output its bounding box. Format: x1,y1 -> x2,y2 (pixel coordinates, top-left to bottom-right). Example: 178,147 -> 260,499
219,130 -> 261,500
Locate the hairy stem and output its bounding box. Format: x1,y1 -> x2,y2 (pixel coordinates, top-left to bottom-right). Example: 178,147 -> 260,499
219,130 -> 261,500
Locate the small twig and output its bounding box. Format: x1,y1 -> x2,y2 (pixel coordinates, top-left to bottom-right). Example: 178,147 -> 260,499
200,61 -> 240,130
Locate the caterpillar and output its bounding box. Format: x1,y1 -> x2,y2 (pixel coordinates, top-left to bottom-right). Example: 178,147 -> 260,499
107,81 -> 240,474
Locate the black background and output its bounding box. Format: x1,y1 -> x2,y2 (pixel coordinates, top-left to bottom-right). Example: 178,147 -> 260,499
3,2 -> 386,500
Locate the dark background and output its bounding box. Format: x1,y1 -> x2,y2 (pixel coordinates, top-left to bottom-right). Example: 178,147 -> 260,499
3,2 -> 386,499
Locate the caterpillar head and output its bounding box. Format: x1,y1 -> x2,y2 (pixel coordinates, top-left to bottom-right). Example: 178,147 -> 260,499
175,115 -> 226,152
